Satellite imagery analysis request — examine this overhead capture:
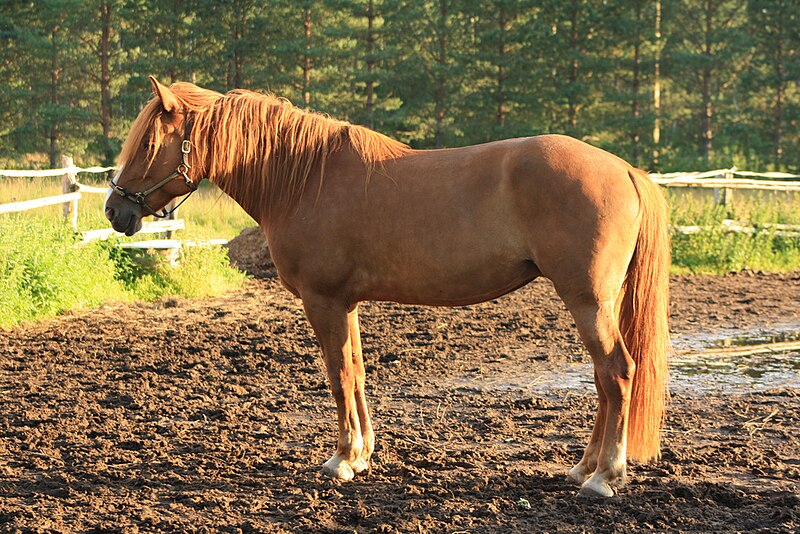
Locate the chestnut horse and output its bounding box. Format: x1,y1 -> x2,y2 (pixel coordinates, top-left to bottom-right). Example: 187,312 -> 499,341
105,77 -> 670,497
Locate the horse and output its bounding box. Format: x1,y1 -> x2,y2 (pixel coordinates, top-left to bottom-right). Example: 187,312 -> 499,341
105,77 -> 670,498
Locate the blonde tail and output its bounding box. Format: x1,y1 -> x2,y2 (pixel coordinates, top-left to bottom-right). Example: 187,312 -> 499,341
620,169 -> 671,463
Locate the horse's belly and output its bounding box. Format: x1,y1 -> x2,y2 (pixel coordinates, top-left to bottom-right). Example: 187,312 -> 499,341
366,256 -> 540,307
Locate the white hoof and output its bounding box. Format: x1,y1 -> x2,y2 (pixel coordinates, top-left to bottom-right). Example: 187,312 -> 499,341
351,456 -> 370,474
579,474 -> 615,498
567,464 -> 592,485
322,455 -> 355,481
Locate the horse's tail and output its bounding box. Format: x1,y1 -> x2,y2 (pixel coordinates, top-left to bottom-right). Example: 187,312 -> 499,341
620,169 -> 671,463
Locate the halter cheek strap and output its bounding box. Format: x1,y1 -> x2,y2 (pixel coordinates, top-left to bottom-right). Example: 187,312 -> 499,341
110,119 -> 200,219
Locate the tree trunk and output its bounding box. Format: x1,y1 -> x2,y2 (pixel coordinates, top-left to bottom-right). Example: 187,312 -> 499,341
228,0 -> 244,88
303,6 -> 312,108
99,0 -> 114,166
434,0 -> 448,148
567,0 -> 580,134
365,0 -> 375,129
496,3 -> 507,131
171,0 -> 180,82
631,1 -> 642,165
652,0 -> 661,166
701,0 -> 714,167
773,3 -> 784,168
49,26 -> 60,169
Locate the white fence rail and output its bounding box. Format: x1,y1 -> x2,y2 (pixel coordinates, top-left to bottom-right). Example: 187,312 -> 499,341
79,219 -> 186,243
0,156 -> 113,228
0,156 -> 192,248
650,168 -> 800,193
0,191 -> 82,215
673,219 -> 800,238
2,161 -> 798,242
0,165 -> 115,178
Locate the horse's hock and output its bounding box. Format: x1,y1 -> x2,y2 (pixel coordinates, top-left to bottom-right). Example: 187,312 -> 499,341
226,227 -> 275,278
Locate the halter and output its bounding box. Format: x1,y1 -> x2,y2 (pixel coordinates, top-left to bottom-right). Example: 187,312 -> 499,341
110,119 -> 199,218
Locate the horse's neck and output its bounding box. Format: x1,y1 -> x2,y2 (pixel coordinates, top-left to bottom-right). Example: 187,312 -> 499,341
208,152 -> 328,233
211,171 -> 271,230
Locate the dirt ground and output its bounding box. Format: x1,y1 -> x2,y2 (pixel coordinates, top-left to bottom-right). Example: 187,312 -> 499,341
1,238 -> 798,532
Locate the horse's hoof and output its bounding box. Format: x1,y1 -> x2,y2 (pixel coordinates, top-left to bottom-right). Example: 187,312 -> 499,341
322,456 -> 355,481
578,475 -> 615,498
567,464 -> 591,485
351,456 -> 370,474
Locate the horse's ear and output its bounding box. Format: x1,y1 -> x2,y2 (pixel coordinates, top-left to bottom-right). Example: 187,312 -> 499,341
149,75 -> 181,113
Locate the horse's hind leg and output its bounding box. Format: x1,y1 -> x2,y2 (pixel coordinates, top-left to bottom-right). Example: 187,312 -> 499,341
559,292 -> 635,497
302,294 -> 365,481
349,306 -> 375,473
566,369 -> 607,484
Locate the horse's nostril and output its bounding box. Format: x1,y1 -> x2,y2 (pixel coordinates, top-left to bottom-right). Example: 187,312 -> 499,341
105,206 -> 115,221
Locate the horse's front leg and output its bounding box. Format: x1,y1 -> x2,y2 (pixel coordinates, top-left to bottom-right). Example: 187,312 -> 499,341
302,294 -> 365,481
349,306 -> 375,473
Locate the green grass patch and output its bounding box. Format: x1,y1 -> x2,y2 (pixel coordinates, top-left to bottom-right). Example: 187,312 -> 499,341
0,174 -> 253,328
668,190 -> 800,274
0,215 -> 247,329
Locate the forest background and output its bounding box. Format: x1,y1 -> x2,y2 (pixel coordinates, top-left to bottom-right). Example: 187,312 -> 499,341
0,0 -> 798,174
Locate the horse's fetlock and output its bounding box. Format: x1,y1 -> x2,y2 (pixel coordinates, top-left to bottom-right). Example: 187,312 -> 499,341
607,460 -> 627,483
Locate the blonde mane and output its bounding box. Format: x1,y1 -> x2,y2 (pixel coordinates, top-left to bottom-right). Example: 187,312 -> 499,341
119,83 -> 410,215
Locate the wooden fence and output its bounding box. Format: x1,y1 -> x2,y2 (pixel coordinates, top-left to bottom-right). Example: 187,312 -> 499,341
0,155 -> 188,246
2,161 -> 799,241
650,168 -> 800,192
650,168 -> 800,236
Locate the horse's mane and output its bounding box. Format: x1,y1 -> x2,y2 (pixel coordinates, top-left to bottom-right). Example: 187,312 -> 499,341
118,82 -> 409,215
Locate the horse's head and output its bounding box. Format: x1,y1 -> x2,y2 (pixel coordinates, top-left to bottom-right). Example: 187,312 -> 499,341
105,76 -> 198,236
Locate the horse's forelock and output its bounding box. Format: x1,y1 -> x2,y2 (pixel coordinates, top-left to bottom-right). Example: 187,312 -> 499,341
117,98 -> 167,174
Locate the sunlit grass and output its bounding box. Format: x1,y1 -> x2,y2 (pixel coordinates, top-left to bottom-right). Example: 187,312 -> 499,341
667,189 -> 800,274
0,173 -> 252,329
0,214 -> 248,329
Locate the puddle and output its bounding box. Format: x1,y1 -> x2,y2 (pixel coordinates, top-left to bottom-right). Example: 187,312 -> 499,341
669,326 -> 800,395
448,326 -> 800,397
671,325 -> 800,353
669,351 -> 800,393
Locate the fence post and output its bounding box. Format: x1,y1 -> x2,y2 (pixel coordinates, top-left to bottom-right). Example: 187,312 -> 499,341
61,155 -> 79,230
164,200 -> 177,239
713,168 -> 734,207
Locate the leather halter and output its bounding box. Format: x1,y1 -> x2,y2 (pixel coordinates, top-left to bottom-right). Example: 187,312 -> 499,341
110,119 -> 199,218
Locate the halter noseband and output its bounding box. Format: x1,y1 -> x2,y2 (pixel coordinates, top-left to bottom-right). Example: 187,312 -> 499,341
110,119 -> 199,219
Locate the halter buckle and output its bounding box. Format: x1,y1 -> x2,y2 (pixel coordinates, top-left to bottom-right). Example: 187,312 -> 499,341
181,139 -> 192,154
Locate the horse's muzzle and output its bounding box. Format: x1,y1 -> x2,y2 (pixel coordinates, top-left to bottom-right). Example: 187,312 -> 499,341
105,197 -> 143,236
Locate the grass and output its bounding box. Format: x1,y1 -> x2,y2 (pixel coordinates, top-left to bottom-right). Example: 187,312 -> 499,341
667,189 -> 800,274
0,214 -> 248,329
0,173 -> 252,329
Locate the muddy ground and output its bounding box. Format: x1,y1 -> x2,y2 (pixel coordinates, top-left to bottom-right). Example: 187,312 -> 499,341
1,246 -> 798,532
